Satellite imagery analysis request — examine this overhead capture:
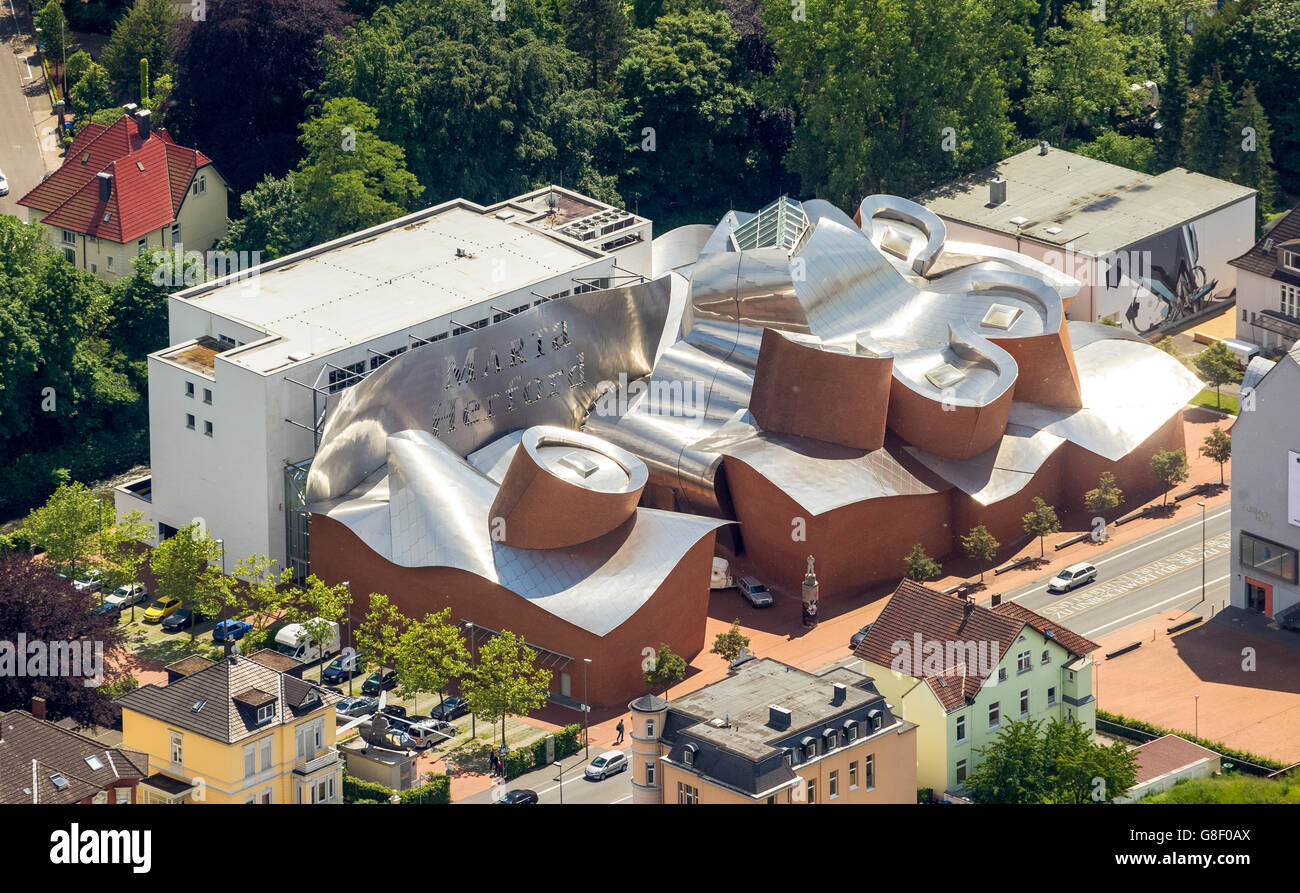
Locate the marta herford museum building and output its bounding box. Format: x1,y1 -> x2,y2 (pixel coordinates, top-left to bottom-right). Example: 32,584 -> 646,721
117,186 -> 1201,707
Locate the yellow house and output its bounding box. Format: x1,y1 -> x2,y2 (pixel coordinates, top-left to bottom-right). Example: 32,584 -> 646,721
630,656 -> 918,804
117,654 -> 343,804
17,106 -> 229,282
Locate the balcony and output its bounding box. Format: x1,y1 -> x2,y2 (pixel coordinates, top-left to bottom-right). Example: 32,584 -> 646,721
295,747 -> 339,775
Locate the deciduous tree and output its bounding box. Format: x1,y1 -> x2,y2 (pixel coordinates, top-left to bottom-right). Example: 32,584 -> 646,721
961,525 -> 999,582
1200,426 -> 1231,485
463,630 -> 552,748
1022,497 -> 1061,557
1151,448 -> 1189,504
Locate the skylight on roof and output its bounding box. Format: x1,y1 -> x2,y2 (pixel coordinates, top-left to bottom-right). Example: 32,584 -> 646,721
1009,215 -> 1029,227
730,196 -> 808,251
103,212 -> 112,222
50,773 -> 70,792
981,303 -> 1023,330
85,754 -> 103,771
879,225 -> 914,260
136,162 -> 146,172
191,699 -> 205,713
925,363 -> 967,389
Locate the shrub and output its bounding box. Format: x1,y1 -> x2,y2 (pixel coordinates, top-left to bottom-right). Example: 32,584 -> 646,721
1098,710 -> 1283,770
343,771 -> 393,804
397,774 -> 450,804
504,748 -> 534,779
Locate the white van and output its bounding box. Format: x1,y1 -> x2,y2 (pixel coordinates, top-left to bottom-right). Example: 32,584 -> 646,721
1217,338 -> 1260,370
710,557 -> 733,590
273,619 -> 341,662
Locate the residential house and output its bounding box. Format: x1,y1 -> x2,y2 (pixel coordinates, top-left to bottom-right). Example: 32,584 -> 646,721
116,654 -> 341,804
630,656 -> 918,804
854,580 -> 1100,795
1115,734 -> 1222,803
1230,206 -> 1300,352
17,105 -> 228,281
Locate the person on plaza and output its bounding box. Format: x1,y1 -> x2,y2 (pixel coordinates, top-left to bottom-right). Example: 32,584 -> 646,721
614,718 -> 625,745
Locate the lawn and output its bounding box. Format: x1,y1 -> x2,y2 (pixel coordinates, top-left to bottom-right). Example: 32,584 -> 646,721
1140,774 -> 1300,804
1189,388 -> 1237,415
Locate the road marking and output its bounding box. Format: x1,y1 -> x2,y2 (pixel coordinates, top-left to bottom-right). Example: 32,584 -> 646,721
612,794 -> 632,803
1079,574 -> 1231,637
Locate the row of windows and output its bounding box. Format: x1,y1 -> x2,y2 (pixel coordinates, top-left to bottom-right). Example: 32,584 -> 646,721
1282,283 -> 1300,318
807,756 -> 873,803
184,414 -> 213,436
1240,531 -> 1298,584
184,382 -> 213,404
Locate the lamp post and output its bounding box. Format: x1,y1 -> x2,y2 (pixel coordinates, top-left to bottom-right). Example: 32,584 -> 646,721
466,622 -> 475,739
1196,501 -> 1207,605
341,581 -> 354,696
92,499 -> 104,604
583,657 -> 592,759
1194,694 -> 1200,737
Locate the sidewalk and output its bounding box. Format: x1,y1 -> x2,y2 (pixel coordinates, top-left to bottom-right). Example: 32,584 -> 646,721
10,0 -> 65,176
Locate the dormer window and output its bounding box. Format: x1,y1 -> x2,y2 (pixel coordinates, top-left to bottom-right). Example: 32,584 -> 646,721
256,703 -> 275,723
869,709 -> 883,731
682,743 -> 697,767
1283,249 -> 1300,273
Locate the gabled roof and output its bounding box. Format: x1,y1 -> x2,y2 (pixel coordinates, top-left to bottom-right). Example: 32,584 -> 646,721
0,710 -> 148,804
1131,734 -> 1220,786
1230,206 -> 1300,285
991,600 -> 1100,658
17,113 -> 212,245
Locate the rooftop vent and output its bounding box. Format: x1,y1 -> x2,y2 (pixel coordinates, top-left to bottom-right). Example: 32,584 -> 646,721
925,363 -> 967,389
989,177 -> 1007,206
1045,225 -> 1063,235
981,303 -> 1023,330
557,451 -> 599,478
768,704 -> 792,730
495,210 -> 516,220
287,351 -> 314,362
1039,140 -> 1050,156
1010,215 -> 1029,227
832,682 -> 847,706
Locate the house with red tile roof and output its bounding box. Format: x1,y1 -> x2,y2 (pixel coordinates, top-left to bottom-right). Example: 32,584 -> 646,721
854,580 -> 1100,795
1114,734 -> 1222,803
17,105 -> 228,281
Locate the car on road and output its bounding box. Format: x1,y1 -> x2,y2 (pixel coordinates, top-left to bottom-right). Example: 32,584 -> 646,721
361,668 -> 397,695
737,576 -> 773,608
336,696 -> 378,719
429,696 -> 469,721
389,716 -> 454,749
104,583 -> 148,608
142,596 -> 183,623
212,619 -> 254,642
161,606 -> 204,632
0,169 -> 8,196
584,751 -> 628,780
1047,562 -> 1098,593
498,789 -> 539,804
91,602 -> 122,620
321,654 -> 365,685
850,624 -> 872,649
72,570 -> 103,594
379,704 -> 407,719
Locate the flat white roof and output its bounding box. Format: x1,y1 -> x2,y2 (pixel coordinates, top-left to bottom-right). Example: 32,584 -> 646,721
173,199 -> 609,375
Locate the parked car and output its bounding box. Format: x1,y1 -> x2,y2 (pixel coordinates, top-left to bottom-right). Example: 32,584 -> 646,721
104,583 -> 148,608
379,704 -> 407,719
212,619 -> 254,642
142,596 -> 183,623
0,168 -> 8,196
361,668 -> 397,695
1047,562 -> 1098,594
72,570 -> 103,594
336,696 -> 378,719
850,624 -> 872,649
584,751 -> 628,780
161,606 -> 204,632
321,654 -> 365,685
91,602 -> 122,620
737,576 -> 773,608
428,696 -> 469,721
498,789 -> 539,804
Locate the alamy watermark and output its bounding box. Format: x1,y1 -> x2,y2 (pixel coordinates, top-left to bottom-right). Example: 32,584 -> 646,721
0,634 -> 104,687
889,633 -> 1000,679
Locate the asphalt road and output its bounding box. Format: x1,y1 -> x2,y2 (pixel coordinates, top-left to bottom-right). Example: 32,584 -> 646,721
1003,503 -> 1232,640
0,0 -> 46,216
458,747 -> 634,805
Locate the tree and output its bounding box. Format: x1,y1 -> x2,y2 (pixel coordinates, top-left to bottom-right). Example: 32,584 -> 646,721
1155,335 -> 1181,360
563,0 -> 628,88
69,62 -> 114,121
354,592 -> 409,686
294,98 -> 423,244
960,525 -> 999,582
22,480 -> 101,577
1083,471 -> 1124,514
1025,7 -> 1134,146
643,642 -> 686,698
1232,83 -> 1277,226
217,174 -> 310,260
149,522 -> 223,638
965,717 -> 1138,804
106,254 -> 173,357
1022,497 -> 1061,557
36,1 -> 74,81
1073,131 -> 1156,174
64,50 -> 93,87
227,555 -> 290,633
0,556 -> 127,727
100,0 -> 177,103
1151,448 -> 1189,504
1191,341 -> 1243,410
98,509 -> 155,621
904,543 -> 941,582
462,630 -> 552,749
169,0 -> 354,194
288,575 -> 352,680
394,609 -> 469,714
710,619 -> 750,664
1156,20 -> 1189,171
1185,64 -> 1235,179
1200,426 -> 1231,485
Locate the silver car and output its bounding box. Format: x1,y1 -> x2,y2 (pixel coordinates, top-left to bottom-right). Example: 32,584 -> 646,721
0,168 -> 8,197
737,576 -> 773,608
335,696 -> 378,719
584,750 -> 627,780
105,583 -> 149,607
1047,562 -> 1098,593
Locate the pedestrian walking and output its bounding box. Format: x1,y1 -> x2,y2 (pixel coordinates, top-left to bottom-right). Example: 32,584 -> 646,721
615,718 -> 625,745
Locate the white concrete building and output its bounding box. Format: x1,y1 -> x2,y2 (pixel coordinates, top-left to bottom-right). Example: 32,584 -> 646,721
916,145 -> 1255,337
1230,207 -> 1300,352
114,187 -> 652,577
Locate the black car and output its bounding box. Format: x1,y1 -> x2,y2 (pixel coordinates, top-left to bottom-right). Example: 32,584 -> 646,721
849,624 -> 872,649
498,789 -> 538,804
361,669 -> 397,696
321,654 -> 365,685
90,602 -> 122,620
380,704 -> 407,719
429,696 -> 469,721
162,606 -> 205,632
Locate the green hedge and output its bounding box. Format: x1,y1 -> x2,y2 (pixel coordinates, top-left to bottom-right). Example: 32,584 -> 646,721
505,723 -> 585,780
342,767 -> 450,804
397,775 -> 450,804
1098,709 -> 1283,771
343,773 -> 393,804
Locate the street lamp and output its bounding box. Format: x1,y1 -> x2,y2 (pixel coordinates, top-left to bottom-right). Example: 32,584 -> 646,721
583,658 -> 592,759
466,622 -> 476,739
1195,501 -> 1207,605
341,581 -> 354,696
1194,693 -> 1200,737
92,499 -> 104,603
215,538 -> 226,577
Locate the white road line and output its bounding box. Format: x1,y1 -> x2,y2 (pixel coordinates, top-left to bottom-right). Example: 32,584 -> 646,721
1085,506 -> 1231,570
1079,574 -> 1230,637
612,794 -> 632,803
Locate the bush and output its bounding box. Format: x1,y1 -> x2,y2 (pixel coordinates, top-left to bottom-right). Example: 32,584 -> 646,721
397,774 -> 450,804
343,772 -> 393,804
0,428 -> 148,521
1098,710 -> 1283,770
504,748 -> 534,780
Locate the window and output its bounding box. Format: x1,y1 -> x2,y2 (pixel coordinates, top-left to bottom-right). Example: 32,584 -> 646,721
989,702 -> 1000,729
327,360 -> 366,394
677,782 -> 698,804
62,229 -> 76,245
203,420 -> 213,437
871,711 -> 883,731
203,388 -> 212,405
849,761 -> 858,789
261,736 -> 273,773
864,754 -> 875,790
185,413 -> 195,430
645,719 -> 655,738
807,779 -> 816,804
63,247 -> 76,264
824,730 -> 837,750
1283,283 -> 1300,318
185,382 -> 194,398
244,742 -> 257,779
1019,689 -> 1030,717
261,789 -> 272,805
198,175 -> 207,194
956,759 -> 968,785
767,795 -> 776,804
805,740 -> 817,759
1240,531 -> 1299,583
170,223 -> 180,247
137,238 -> 147,256
645,762 -> 656,785
169,731 -> 183,765
829,770 -> 839,799
997,667 -> 1007,683
1068,670 -> 1075,683
682,744 -> 696,767
1284,249 -> 1300,273
784,748 -> 794,767
256,702 -> 273,723
846,723 -> 858,741
1041,649 -> 1050,665
1047,686 -> 1057,705
955,714 -> 966,742
106,255 -> 115,272
1017,651 -> 1031,673
1242,308 -> 1248,322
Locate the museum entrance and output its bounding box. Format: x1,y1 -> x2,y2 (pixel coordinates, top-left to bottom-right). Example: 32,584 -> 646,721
1245,579 -> 1271,616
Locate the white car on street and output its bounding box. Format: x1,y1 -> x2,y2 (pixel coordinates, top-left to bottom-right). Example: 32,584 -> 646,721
584,751 -> 627,780
0,168 -> 9,196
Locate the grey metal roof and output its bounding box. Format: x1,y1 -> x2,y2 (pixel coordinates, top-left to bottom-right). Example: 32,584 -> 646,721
915,145 -> 1255,256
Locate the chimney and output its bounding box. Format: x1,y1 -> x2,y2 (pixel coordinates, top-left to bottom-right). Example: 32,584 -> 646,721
136,108 -> 151,140
122,102 -> 138,119
831,683 -> 847,706
768,704 -> 791,730
30,696 -> 46,721
989,177 -> 1007,206
97,172 -> 112,202
991,593 -> 1002,607
1039,140 -> 1050,156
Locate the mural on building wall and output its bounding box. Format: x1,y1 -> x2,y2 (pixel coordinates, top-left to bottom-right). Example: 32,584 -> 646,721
1111,221 -> 1218,334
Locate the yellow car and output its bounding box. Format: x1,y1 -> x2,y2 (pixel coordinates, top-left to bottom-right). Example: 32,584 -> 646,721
142,596 -> 183,623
